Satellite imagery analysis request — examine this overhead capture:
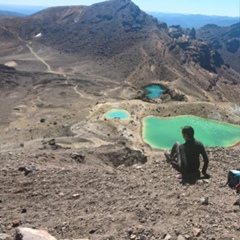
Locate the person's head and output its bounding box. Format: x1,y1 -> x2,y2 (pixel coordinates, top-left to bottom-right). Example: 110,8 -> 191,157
182,126 -> 194,140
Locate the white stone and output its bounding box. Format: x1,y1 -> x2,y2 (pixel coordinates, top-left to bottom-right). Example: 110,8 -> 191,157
16,228 -> 57,240
164,234 -> 172,240
177,235 -> 186,240
0,233 -> 11,240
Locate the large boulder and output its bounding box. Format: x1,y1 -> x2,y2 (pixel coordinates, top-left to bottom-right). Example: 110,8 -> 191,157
95,143 -> 147,167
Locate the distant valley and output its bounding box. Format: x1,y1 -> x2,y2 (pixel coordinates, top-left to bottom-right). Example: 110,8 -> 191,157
0,9 -> 25,17
0,4 -> 46,15
149,12 -> 239,29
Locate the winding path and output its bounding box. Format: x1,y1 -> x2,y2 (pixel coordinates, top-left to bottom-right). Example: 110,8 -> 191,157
26,43 -> 85,97
26,44 -> 87,97
26,43 -> 52,72
73,85 -> 84,97
0,26 -> 85,98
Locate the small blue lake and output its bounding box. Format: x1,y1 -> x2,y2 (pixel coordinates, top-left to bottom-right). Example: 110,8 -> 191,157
144,84 -> 166,99
104,109 -> 130,120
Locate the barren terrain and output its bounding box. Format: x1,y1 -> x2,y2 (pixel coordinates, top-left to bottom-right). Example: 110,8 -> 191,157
0,40 -> 239,240
0,1 -> 240,239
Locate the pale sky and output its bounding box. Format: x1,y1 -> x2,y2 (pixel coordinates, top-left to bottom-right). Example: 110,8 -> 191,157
0,0 -> 240,17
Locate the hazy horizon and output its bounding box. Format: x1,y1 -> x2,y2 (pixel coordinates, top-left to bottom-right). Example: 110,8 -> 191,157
0,0 -> 240,17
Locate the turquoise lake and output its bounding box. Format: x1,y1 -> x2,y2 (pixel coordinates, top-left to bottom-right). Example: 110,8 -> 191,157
104,109 -> 130,120
144,84 -> 166,98
143,115 -> 240,149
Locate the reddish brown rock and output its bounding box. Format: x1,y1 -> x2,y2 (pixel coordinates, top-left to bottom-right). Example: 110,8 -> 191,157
12,220 -> 21,228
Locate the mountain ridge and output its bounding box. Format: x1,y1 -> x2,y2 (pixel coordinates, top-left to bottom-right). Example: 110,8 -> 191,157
149,12 -> 240,29
0,9 -> 25,19
0,0 -> 239,104
1,3 -> 239,29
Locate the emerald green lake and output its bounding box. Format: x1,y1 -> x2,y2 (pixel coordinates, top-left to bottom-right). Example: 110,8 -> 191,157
104,109 -> 130,120
143,115 -> 240,149
144,84 -> 166,98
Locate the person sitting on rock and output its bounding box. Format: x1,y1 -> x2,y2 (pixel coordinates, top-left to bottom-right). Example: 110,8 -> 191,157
164,125 -> 209,181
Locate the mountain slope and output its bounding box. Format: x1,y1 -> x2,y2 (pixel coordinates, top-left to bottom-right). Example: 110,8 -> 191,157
0,0 -> 239,104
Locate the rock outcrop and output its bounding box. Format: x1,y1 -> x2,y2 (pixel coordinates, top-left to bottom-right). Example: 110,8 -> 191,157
197,23 -> 240,73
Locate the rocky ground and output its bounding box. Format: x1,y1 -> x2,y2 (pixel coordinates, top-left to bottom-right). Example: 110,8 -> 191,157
0,62 -> 240,240
0,142 -> 240,240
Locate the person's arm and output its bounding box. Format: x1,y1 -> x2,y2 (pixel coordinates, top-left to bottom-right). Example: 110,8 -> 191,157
199,142 -> 209,175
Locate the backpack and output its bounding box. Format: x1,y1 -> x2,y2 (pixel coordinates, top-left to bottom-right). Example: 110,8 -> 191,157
226,170 -> 240,188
